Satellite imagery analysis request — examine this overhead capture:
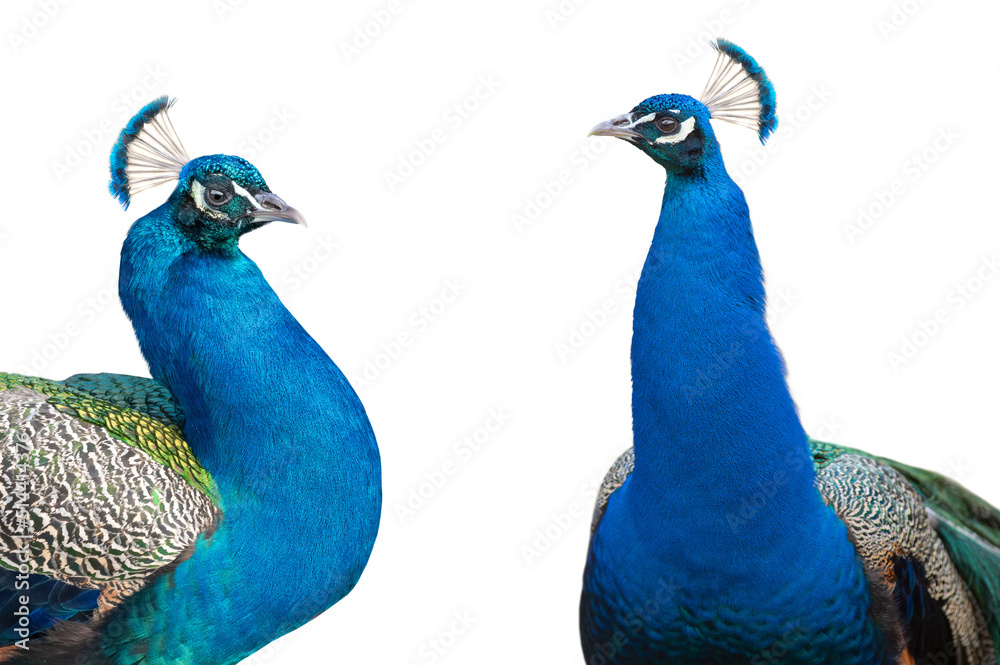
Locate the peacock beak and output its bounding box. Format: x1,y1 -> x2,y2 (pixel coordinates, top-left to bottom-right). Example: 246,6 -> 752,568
252,192 -> 307,227
589,113 -> 642,140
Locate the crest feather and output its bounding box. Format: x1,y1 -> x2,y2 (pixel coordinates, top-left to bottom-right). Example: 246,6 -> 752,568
700,39 -> 777,144
109,96 -> 190,210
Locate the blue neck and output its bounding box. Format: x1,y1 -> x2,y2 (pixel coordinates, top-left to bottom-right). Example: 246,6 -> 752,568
626,155 -> 831,559
112,206 -> 380,664
586,151 -> 887,664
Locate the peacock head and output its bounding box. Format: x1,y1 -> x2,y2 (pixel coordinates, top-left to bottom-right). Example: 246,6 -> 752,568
109,97 -> 305,246
590,39 -> 777,174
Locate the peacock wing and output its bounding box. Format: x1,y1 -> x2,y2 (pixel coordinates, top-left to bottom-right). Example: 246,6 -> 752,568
0,373 -> 220,645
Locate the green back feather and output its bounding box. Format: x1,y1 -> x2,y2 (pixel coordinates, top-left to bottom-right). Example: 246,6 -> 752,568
61,372 -> 186,429
0,372 -> 215,499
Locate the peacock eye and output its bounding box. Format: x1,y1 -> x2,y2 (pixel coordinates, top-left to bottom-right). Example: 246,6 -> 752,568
205,188 -> 232,207
654,116 -> 680,135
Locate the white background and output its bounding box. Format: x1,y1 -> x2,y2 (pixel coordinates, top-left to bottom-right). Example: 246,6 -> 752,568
1,0 -> 998,663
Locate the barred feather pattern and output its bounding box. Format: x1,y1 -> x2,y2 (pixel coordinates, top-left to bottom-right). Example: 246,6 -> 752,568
0,388 -> 219,607
590,444 -> 996,664
590,447 -> 634,534
815,452 -> 995,664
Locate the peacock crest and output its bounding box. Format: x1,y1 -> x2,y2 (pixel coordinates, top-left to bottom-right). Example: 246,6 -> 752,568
109,96 -> 190,209
700,38 -> 778,143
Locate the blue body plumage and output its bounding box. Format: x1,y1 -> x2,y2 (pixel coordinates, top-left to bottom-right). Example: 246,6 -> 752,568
109,202 -> 381,663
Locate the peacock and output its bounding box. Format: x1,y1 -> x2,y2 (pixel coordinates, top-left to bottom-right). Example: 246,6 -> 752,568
0,97 -> 381,664
581,39 -> 1000,665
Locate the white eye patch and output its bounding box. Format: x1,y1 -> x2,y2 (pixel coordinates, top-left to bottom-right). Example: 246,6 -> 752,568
654,116 -> 697,145
190,181 -> 229,220
190,179 -> 260,219
624,113 -> 698,146
231,181 -> 262,210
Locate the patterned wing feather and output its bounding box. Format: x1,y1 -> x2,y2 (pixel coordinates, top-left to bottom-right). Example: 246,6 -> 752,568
0,374 -> 211,495
590,447 -> 634,534
0,374 -> 219,644
59,374 -> 185,430
879,454 -> 1000,663
811,439 -> 998,665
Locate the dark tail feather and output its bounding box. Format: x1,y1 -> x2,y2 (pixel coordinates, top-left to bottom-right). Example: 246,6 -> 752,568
932,512 -> 1000,655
